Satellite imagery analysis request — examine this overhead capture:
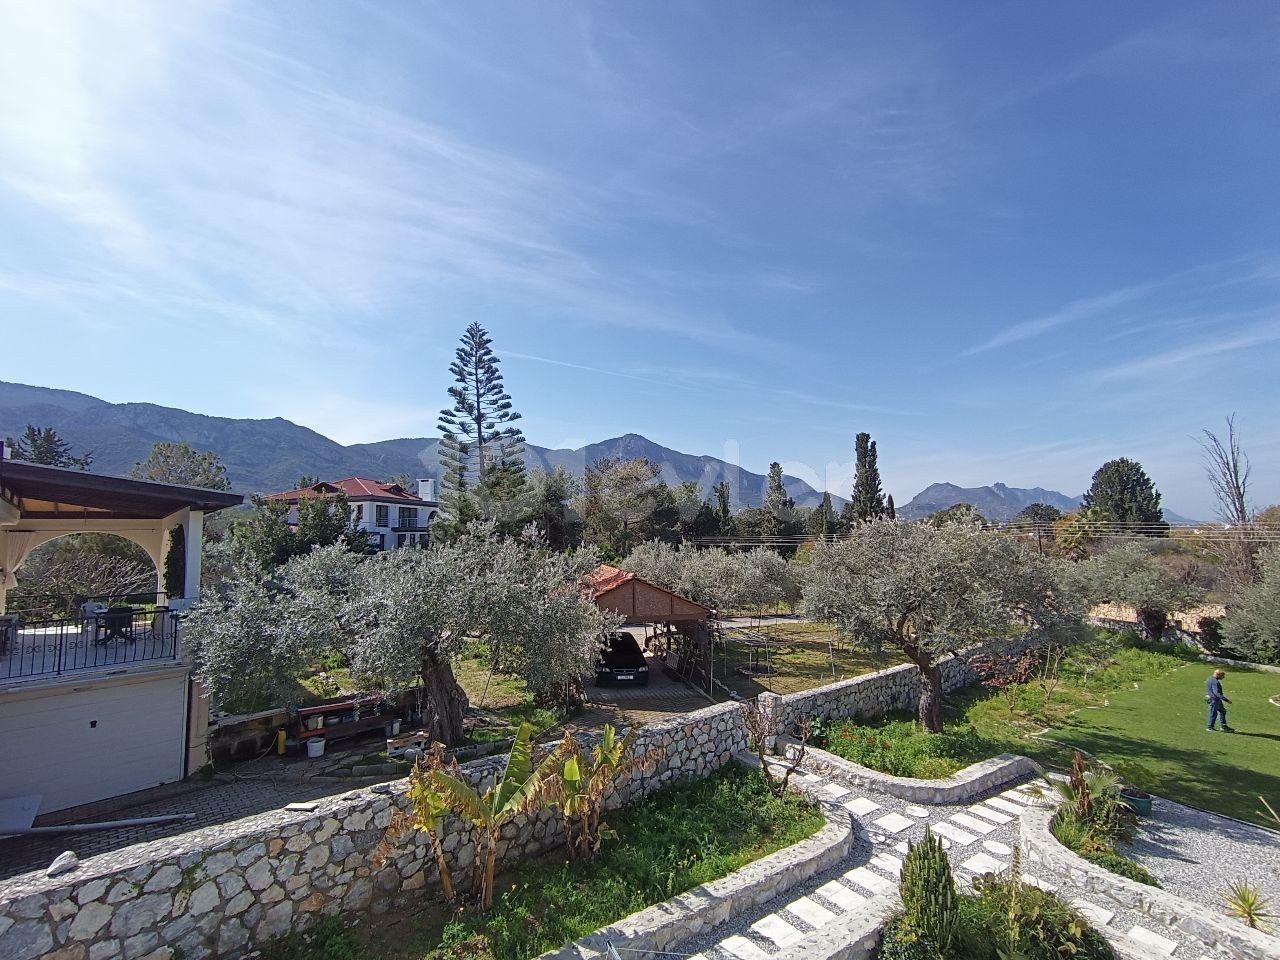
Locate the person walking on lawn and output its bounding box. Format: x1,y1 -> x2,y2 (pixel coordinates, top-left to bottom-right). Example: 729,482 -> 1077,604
1206,668 -> 1233,732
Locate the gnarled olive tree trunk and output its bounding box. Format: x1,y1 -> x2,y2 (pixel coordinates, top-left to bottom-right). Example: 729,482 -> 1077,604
420,647 -> 469,745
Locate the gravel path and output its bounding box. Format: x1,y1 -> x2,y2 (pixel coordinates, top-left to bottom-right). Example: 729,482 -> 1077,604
1126,795 -> 1280,908
676,764 -> 1214,959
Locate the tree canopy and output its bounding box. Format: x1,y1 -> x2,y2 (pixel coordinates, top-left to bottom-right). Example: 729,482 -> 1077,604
1062,541 -> 1202,639
802,520 -> 1068,732
1082,458 -> 1166,534
130,441 -> 231,490
6,424 -> 92,469
186,523 -> 617,742
1221,546 -> 1280,665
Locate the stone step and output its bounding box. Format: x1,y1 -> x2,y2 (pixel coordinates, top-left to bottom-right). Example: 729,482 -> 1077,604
750,913 -> 805,949
984,796 -> 1028,816
1071,899 -> 1115,927
948,812 -> 998,835
842,796 -> 880,816
871,812 -> 914,834
719,934 -> 771,960
844,865 -> 895,895
786,894 -> 838,930
1127,925 -> 1178,956
959,852 -> 1006,875
929,820 -> 979,846
967,803 -> 1013,825
816,879 -> 867,911
870,852 -> 903,877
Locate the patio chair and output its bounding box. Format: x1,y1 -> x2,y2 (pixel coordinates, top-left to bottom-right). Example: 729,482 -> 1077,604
80,601 -> 107,645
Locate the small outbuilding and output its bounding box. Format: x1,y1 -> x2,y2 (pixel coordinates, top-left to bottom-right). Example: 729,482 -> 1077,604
587,564 -> 709,625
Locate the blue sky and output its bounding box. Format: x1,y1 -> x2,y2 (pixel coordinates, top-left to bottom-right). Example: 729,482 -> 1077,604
2,2 -> 1278,518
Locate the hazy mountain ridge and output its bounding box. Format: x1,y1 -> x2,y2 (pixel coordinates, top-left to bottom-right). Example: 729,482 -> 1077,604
0,382 -> 836,509
0,382 -> 1198,521
896,480 -> 1197,525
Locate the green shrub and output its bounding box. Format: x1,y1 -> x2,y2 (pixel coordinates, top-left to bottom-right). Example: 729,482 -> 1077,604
899,830 -> 958,955
876,916 -> 941,960
970,872 -> 1114,959
1078,848 -> 1160,887
819,718 -> 997,779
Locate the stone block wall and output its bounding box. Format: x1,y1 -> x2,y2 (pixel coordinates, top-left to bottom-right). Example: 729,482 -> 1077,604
0,702 -> 748,960
774,633 -> 1044,733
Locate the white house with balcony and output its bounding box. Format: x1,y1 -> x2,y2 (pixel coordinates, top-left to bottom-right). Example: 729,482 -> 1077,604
264,476 -> 439,550
0,453 -> 243,815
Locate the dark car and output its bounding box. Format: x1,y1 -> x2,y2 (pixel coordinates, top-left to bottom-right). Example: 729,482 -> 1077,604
596,631 -> 650,686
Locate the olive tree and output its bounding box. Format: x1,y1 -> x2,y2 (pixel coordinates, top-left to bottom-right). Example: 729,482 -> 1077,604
803,519 -> 1066,733
187,523 -> 617,744
1222,546 -> 1280,664
1063,541 -> 1203,640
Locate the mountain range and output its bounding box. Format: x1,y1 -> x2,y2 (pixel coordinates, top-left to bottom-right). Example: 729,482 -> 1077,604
0,381 -> 834,509
0,381 -> 1193,522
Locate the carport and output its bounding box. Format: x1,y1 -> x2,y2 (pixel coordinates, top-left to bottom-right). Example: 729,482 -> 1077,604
587,565 -> 717,694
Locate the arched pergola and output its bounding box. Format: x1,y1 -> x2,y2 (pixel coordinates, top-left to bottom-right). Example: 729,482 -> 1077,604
0,456 -> 243,613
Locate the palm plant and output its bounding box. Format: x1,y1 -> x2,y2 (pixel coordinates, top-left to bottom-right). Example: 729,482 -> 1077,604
430,722 -> 566,910
542,724 -> 660,860
1224,879 -> 1274,932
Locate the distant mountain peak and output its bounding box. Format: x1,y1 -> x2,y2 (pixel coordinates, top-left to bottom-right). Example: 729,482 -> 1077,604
897,482 -> 1082,521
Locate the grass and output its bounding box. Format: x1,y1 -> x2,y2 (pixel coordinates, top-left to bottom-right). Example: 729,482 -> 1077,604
261,763 -> 823,960
1043,661 -> 1280,825
808,630 -> 1280,825
717,621 -> 906,699
814,716 -> 997,779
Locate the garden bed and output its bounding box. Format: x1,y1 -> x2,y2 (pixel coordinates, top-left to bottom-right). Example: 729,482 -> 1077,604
263,763 -> 829,960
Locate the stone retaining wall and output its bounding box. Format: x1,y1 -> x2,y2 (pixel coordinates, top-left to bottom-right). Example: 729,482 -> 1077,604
780,738 -> 1037,804
772,633 -> 1044,733
1019,806 -> 1280,960
0,702 -> 748,960
538,753 -> 854,960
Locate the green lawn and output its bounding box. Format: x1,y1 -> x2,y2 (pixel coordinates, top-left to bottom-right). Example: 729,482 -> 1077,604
1047,662 -> 1280,825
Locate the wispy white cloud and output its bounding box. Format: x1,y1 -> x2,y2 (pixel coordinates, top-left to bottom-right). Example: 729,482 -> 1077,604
1088,317 -> 1280,383
0,2 -> 782,358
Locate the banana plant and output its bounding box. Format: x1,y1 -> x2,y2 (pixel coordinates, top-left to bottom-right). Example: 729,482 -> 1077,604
430,722 -> 566,911
543,724 -> 660,860
406,742 -> 459,904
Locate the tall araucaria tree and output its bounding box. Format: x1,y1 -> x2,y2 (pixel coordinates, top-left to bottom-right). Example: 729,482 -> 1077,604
851,432 -> 886,522
7,424 -> 92,469
186,524 -> 618,744
437,323 -> 526,539
803,520 -> 1069,733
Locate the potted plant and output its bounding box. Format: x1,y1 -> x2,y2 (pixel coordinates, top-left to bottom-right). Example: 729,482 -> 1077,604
1111,760 -> 1156,816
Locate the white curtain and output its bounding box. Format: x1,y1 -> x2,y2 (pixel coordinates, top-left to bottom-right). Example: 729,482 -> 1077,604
1,530 -> 36,590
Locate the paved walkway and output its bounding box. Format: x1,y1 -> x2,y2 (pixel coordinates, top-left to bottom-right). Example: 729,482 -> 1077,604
679,763 -> 1215,960
574,655 -> 713,730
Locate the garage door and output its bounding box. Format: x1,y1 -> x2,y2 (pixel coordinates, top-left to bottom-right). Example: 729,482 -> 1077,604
0,669 -> 188,814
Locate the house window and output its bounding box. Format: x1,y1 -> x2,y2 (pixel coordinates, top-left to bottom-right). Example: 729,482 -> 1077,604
396,533 -> 406,548
398,506 -> 418,529
353,504 -> 364,523
375,505 -> 389,527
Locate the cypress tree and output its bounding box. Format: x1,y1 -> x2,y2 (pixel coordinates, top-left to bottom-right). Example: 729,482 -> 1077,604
714,480 -> 733,533
761,462 -> 796,541
886,493 -> 896,520
808,491 -> 834,538
851,432 -> 886,522
437,323 -> 526,536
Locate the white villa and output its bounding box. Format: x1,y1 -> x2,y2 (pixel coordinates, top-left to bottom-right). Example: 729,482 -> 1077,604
0,453 -> 243,814
265,476 -> 439,550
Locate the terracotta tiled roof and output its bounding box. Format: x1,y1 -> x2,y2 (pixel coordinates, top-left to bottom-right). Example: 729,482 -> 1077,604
587,564 -> 636,595
265,477 -> 424,504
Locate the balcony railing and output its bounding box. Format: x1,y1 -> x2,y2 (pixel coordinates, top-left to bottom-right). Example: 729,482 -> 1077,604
0,605 -> 180,682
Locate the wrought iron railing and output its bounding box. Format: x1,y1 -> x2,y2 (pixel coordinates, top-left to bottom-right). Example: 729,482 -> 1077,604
0,606 -> 180,681
5,591 -> 167,620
